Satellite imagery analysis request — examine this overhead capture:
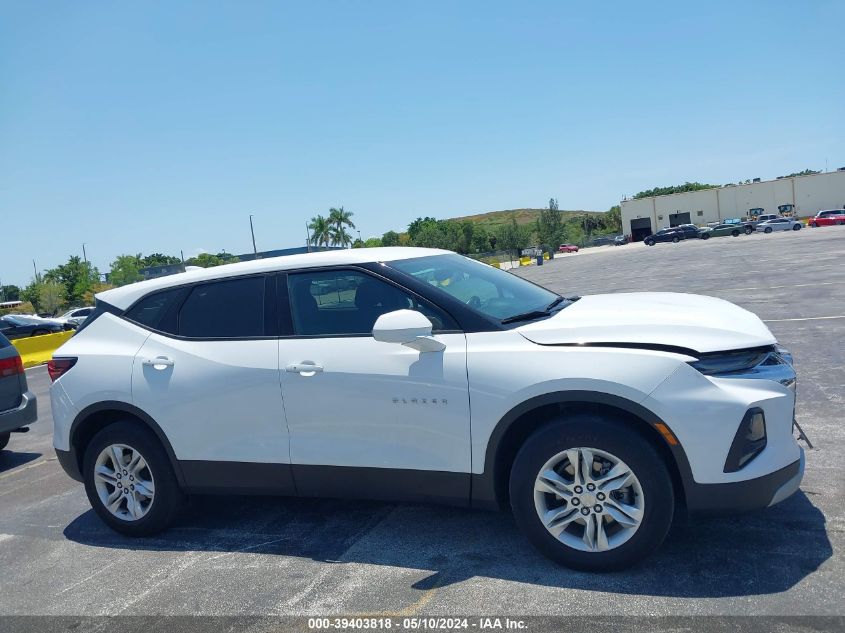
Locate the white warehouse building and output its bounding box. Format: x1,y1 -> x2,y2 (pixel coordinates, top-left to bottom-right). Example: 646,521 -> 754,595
620,169 -> 845,242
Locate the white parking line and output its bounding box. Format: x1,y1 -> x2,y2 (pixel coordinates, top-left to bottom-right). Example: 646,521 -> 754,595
764,316 -> 845,322
722,281 -> 843,291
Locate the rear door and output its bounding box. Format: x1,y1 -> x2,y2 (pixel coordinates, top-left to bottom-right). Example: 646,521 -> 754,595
130,275 -> 293,492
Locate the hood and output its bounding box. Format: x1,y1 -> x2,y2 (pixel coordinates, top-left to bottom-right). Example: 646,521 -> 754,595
517,292 -> 775,355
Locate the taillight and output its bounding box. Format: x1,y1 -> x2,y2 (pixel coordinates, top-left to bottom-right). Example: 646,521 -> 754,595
0,355 -> 24,378
48,357 -> 77,382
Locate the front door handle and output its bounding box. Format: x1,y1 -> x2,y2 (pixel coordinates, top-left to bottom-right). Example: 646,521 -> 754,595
285,362 -> 323,375
142,356 -> 175,370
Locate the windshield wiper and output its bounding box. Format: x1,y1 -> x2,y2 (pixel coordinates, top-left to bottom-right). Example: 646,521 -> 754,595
501,296 -> 567,325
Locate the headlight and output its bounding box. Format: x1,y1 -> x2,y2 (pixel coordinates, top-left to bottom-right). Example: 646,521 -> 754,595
689,348 -> 772,376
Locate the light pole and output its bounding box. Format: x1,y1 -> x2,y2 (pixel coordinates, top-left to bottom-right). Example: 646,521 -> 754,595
357,230 -> 362,246
82,244 -> 88,264
249,215 -> 258,258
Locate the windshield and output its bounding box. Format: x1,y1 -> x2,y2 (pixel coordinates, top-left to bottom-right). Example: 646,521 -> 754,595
388,253 -> 559,321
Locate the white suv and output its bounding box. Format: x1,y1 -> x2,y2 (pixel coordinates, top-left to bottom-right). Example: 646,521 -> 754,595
50,248 -> 805,571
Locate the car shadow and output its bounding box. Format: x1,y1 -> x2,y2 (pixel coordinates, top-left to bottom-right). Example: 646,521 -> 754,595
63,490 -> 831,599
0,450 -> 41,473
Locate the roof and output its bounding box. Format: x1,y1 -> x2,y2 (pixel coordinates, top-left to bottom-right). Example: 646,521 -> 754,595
97,247 -> 451,309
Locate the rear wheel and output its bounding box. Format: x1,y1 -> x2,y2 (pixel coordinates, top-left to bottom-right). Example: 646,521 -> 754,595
731,230 -> 740,237
701,233 -> 710,240
83,420 -> 183,536
645,239 -> 655,246
509,416 -> 674,571
836,220 -> 844,226
764,226 -> 773,233
672,236 -> 680,243
744,226 -> 753,234
0,432 -> 9,451
810,222 -> 817,227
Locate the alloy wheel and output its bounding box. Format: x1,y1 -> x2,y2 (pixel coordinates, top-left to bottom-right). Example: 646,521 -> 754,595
93,443 -> 156,521
533,447 -> 645,552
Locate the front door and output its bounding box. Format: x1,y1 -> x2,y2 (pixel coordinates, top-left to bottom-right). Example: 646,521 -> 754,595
278,268 -> 471,503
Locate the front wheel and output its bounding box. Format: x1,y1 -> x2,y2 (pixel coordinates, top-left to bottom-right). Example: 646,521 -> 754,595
672,236 -> 680,243
645,240 -> 655,246
701,233 -> 710,240
810,222 -> 817,228
744,227 -> 753,235
83,420 -> 183,536
792,224 -> 801,231
731,230 -> 740,237
764,227 -> 773,233
509,416 -> 674,571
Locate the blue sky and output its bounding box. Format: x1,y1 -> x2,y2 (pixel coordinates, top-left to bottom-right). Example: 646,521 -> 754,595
2,1 -> 843,286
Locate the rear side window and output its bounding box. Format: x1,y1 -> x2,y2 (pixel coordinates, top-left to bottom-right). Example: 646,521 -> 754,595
125,288 -> 184,332
178,276 -> 265,338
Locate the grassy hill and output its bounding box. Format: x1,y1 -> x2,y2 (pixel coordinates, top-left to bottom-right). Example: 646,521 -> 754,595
447,208 -> 604,231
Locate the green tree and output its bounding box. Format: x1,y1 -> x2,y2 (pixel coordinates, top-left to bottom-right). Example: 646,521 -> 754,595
605,205 -> 622,233
364,237 -> 382,247
142,253 -> 181,267
109,254 -> 144,287
536,197 -> 563,248
43,256 -> 99,306
21,280 -> 43,312
633,182 -> 718,199
496,217 -> 531,256
186,253 -> 236,268
0,285 -> 21,301
308,215 -> 332,249
328,206 -> 356,248
38,281 -> 66,314
407,217 -> 437,241
470,225 -> 490,253
381,230 -> 400,246
782,169 -> 820,178
413,222 -> 449,249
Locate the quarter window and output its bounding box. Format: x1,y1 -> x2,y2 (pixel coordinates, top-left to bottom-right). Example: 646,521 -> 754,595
125,288 -> 184,332
178,277 -> 265,338
287,270 -> 455,336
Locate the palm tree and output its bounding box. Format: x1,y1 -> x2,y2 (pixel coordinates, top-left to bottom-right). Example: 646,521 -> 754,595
308,215 -> 332,249
328,207 -> 355,248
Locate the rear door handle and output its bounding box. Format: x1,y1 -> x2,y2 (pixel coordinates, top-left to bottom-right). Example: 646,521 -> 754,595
285,362 -> 323,375
142,356 -> 175,369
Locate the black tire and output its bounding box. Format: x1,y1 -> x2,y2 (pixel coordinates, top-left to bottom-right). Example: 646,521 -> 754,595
83,420 -> 183,536
0,432 -> 9,451
810,222 -> 817,228
701,233 -> 710,240
764,226 -> 773,233
731,230 -> 740,237
509,415 -> 674,572
792,224 -> 801,231
836,220 -> 843,226
645,239 -> 655,246
744,226 -> 753,235
671,236 -> 680,243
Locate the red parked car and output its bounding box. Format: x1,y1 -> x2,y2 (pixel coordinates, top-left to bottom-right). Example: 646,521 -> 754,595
558,244 -> 579,253
809,209 -> 845,227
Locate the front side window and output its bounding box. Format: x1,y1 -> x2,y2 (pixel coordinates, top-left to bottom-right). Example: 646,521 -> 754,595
178,276 -> 265,338
389,254 -> 560,321
287,270 -> 455,336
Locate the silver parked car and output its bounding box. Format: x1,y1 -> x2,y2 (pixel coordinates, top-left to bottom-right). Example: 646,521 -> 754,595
0,332 -> 37,450
755,218 -> 802,233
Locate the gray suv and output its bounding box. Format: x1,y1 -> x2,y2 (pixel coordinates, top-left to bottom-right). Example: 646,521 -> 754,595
0,333 -> 37,450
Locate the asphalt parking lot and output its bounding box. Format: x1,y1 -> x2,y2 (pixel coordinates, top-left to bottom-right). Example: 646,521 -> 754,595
1,227 -> 842,618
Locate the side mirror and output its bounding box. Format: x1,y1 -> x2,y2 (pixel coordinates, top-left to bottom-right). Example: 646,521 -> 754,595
372,309 -> 446,352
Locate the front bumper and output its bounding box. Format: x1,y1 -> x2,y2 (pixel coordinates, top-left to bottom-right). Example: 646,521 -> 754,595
0,390 -> 37,434
685,448 -> 804,514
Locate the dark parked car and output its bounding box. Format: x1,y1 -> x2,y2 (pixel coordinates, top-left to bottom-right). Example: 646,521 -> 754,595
0,333 -> 37,451
643,227 -> 685,246
591,237 -> 613,246
613,235 -> 628,246
0,315 -> 66,340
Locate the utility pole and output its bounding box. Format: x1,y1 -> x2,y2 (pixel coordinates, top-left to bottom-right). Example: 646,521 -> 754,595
33,260 -> 40,283
249,215 -> 258,258
357,230 -> 362,245
305,221 -> 313,253
82,243 -> 88,264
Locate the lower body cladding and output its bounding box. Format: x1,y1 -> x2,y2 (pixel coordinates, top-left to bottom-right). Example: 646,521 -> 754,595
0,390 -> 37,435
